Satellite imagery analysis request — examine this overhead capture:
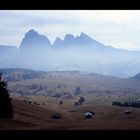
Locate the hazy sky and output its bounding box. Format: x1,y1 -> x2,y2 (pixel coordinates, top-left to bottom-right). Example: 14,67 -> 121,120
1,10 -> 140,51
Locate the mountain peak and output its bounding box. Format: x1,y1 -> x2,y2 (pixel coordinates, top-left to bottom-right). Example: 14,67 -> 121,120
25,29 -> 38,37
77,32 -> 105,47
79,32 -> 93,40
80,32 -> 88,37
64,34 -> 75,41
27,29 -> 36,33
53,37 -> 63,47
55,37 -> 62,42
19,29 -> 51,50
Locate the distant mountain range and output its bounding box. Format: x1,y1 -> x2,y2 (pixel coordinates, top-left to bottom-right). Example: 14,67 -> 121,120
18,29 -> 108,49
1,29 -> 140,78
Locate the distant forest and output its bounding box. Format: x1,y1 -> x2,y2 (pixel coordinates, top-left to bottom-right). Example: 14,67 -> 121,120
112,101 -> 140,108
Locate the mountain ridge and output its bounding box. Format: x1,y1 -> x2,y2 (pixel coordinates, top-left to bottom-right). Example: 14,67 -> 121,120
0,29 -> 136,52
18,29 -> 117,50
1,29 -> 140,78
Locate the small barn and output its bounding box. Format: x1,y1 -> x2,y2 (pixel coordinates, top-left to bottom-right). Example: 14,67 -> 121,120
84,111 -> 94,119
124,110 -> 132,115
28,100 -> 32,104
52,113 -> 61,119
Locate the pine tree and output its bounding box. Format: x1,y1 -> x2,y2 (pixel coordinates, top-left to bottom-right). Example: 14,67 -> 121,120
0,73 -> 14,118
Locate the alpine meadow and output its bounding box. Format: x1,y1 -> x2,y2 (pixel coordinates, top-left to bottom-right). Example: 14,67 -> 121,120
1,10 -> 140,130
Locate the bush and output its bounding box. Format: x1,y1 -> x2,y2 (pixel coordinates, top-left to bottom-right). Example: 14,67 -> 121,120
124,102 -> 129,107
112,101 -> 121,106
79,96 -> 85,105
74,87 -> 81,95
0,73 -> 14,118
130,102 -> 140,108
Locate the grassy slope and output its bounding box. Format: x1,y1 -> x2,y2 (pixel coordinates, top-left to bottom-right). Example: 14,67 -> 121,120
1,98 -> 140,130
1,69 -> 140,129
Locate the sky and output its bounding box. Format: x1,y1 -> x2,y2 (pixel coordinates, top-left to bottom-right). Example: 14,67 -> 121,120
1,10 -> 140,51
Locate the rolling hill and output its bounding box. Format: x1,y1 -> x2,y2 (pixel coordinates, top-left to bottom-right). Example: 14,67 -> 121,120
1,68 -> 140,102
1,68 -> 140,130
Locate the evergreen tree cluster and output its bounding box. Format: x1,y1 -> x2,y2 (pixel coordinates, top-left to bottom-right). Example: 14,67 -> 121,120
112,100 -> 140,108
0,73 -> 14,118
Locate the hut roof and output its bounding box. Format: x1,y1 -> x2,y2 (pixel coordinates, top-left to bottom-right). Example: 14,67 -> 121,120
84,112 -> 93,116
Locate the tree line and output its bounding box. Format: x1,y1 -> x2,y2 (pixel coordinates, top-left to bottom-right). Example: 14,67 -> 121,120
112,101 -> 140,108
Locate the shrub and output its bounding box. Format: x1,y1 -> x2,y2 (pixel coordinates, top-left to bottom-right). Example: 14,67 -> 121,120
74,87 -> 81,95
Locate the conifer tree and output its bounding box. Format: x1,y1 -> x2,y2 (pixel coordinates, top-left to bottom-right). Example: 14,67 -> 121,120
0,73 -> 14,118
